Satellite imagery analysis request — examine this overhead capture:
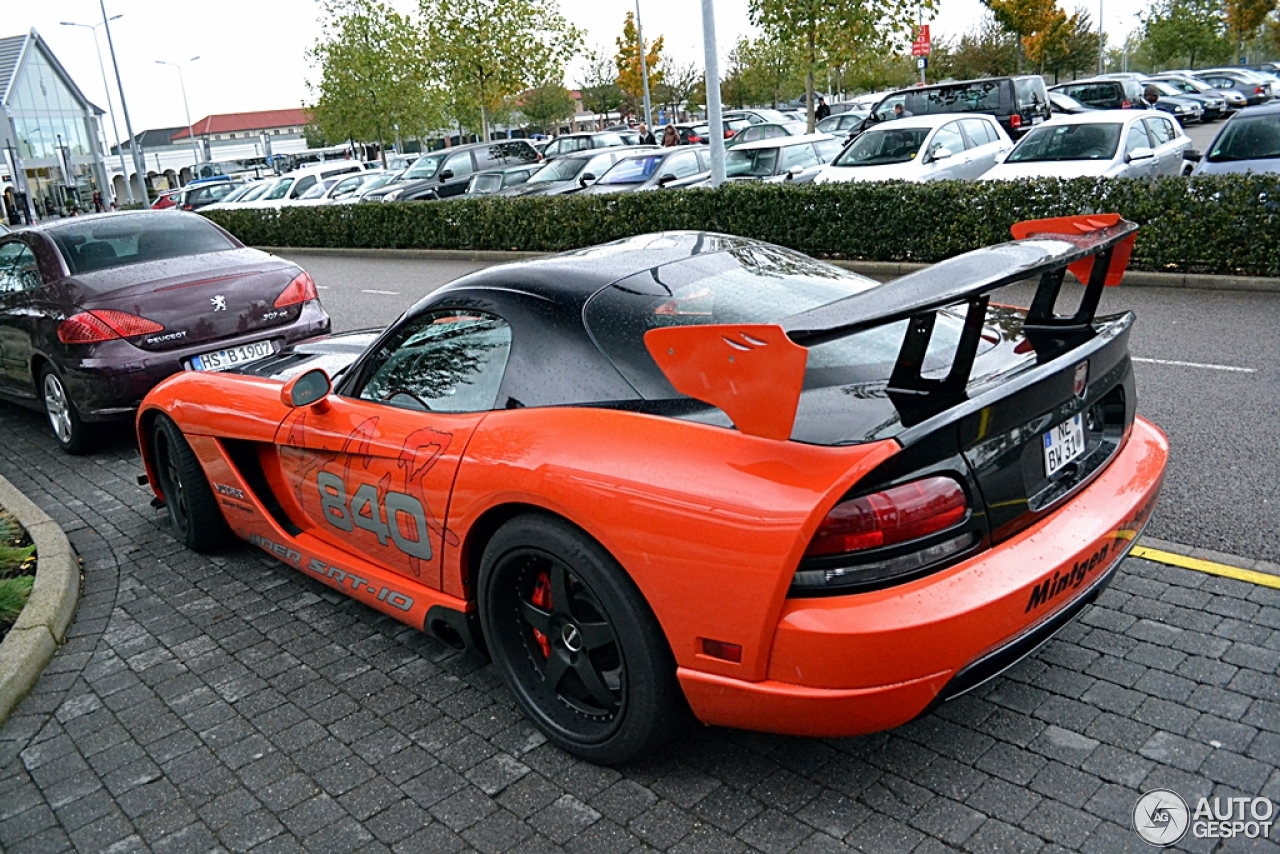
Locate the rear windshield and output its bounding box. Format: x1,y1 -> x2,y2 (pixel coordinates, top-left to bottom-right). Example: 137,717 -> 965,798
583,245 -> 967,400
1207,115 -> 1280,162
52,216 -> 239,274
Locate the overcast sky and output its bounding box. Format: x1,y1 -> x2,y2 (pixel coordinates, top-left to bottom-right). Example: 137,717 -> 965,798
19,0 -> 1145,145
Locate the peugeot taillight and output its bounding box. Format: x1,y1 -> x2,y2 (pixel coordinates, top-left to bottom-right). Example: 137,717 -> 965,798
274,271 -> 318,307
792,476 -> 975,593
58,310 -> 165,344
1011,114 -> 1022,129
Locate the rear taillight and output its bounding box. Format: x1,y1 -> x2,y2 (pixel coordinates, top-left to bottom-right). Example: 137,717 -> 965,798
1121,100 -> 1132,108
58,310 -> 165,344
1011,114 -> 1022,128
274,271 -> 318,307
805,476 -> 968,557
1256,86 -> 1266,95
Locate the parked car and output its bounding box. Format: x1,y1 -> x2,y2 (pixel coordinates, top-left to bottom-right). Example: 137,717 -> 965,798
817,111 -> 870,136
982,111 -> 1191,181
0,212 -> 330,453
540,132 -> 627,160
724,121 -> 809,148
1194,69 -> 1274,105
1095,74 -> 1205,122
1146,78 -> 1224,120
815,113 -> 1013,183
292,171 -> 387,206
576,147 -> 711,194
861,76 -> 1052,139
200,180 -> 275,212
507,147 -> 659,197
1050,77 -> 1146,110
135,218 -> 1166,764
723,108 -> 796,126
452,164 -> 540,198
242,162 -> 366,209
717,134 -> 843,184
1188,102 -> 1280,175
1149,73 -> 1247,113
362,140 -> 540,202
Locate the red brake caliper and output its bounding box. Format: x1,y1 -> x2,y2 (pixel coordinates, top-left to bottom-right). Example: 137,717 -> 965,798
530,570 -> 552,659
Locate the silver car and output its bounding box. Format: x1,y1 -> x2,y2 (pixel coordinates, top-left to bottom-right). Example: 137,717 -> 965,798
814,113 -> 1013,183
982,111 -> 1191,181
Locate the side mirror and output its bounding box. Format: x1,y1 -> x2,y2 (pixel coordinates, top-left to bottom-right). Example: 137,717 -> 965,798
579,172 -> 596,186
1183,149 -> 1203,162
281,368 -> 331,411
439,170 -> 454,181
929,147 -> 954,162
1126,147 -> 1155,163
786,165 -> 806,178
657,173 -> 677,186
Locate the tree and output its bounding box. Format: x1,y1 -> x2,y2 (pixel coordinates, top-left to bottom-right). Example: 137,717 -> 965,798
518,80 -> 577,133
1043,8 -> 1102,81
306,0 -> 438,168
931,17 -> 1019,79
983,0 -> 1070,72
736,34 -> 805,108
1141,0 -> 1230,69
615,12 -> 664,121
421,0 -> 582,142
654,61 -> 701,123
577,48 -> 625,126
749,0 -> 925,132
1225,0 -> 1278,59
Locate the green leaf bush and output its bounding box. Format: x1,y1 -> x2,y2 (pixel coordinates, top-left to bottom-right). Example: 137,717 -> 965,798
204,174 -> 1280,277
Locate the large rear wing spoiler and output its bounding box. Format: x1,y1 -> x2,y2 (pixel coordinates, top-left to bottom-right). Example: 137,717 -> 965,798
644,214 -> 1138,441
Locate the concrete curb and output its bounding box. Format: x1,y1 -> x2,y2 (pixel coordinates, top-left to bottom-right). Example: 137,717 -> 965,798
262,246 -> 1280,292
0,474 -> 80,724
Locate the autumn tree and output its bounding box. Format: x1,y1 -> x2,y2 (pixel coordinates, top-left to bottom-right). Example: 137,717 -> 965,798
932,17 -> 1019,78
615,11 -> 664,121
1141,0 -> 1230,68
517,80 -> 577,133
1042,9 -> 1102,81
577,49 -> 625,125
1225,0 -> 1278,59
306,0 -> 438,168
750,0 -> 926,132
420,0 -> 582,141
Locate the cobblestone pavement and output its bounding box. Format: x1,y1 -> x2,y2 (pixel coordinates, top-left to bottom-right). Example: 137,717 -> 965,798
0,405 -> 1277,854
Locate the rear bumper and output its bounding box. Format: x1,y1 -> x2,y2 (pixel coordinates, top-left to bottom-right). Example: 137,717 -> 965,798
62,301 -> 331,420
677,416 -> 1167,737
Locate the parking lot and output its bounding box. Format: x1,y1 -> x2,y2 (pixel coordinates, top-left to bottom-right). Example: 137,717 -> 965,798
0,252 -> 1277,854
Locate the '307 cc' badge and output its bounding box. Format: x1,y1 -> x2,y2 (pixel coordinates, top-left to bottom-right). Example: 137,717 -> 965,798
1073,361 -> 1089,398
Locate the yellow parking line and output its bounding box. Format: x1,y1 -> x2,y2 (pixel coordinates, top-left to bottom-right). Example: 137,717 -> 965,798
1131,546 -> 1280,590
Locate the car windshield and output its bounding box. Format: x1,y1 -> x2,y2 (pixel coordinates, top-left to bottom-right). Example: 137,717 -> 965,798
52,216 -> 239,275
298,179 -> 336,200
598,154 -> 662,185
1206,115 -> 1280,162
584,242 -> 968,402
262,178 -> 294,200
1007,122 -> 1122,162
238,183 -> 273,202
1147,81 -> 1181,97
527,158 -> 587,183
725,147 -> 780,178
403,153 -> 447,179
832,127 -> 929,166
360,172 -> 398,192
219,184 -> 257,203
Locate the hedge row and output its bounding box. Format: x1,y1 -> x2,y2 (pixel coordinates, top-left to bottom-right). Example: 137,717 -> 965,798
203,174 -> 1280,277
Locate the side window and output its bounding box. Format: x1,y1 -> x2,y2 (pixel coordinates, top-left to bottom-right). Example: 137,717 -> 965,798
0,243 -> 40,294
1126,123 -> 1153,155
443,152 -> 474,179
930,122 -> 966,157
960,118 -> 995,147
665,151 -> 700,178
290,176 -> 317,198
357,310 -> 513,413
766,125 -> 786,139
332,176 -> 363,197
780,143 -> 820,170
584,152 -> 613,178
1145,116 -> 1176,145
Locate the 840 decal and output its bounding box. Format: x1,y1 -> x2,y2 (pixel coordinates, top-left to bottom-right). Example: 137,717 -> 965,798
317,471 -> 433,560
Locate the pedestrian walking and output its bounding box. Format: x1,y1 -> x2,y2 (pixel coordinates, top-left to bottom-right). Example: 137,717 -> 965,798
638,123 -> 657,146
93,190 -> 103,213
662,125 -> 680,147
1143,84 -> 1161,108
816,97 -> 831,120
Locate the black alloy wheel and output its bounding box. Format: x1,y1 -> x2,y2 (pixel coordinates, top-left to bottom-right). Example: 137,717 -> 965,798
478,514 -> 685,764
151,415 -> 229,552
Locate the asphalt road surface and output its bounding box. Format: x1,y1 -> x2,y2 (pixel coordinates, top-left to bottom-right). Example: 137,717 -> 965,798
281,251 -> 1280,568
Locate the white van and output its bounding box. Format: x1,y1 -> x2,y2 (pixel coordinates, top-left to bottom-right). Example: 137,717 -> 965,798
241,162 -> 365,209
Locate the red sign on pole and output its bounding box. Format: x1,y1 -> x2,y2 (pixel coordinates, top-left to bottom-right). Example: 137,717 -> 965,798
911,24 -> 931,57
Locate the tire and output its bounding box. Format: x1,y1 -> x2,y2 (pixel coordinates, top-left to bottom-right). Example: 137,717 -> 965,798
478,514 -> 685,764
151,415 -> 229,552
40,365 -> 94,455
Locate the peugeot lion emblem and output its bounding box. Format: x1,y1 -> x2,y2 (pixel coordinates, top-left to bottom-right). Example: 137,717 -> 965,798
210,295 -> 227,312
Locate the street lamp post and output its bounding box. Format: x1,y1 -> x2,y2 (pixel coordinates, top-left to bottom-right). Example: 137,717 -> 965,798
1098,0 -> 1105,74
99,0 -> 149,205
635,0 -> 653,129
60,16 -> 130,204
156,57 -> 202,175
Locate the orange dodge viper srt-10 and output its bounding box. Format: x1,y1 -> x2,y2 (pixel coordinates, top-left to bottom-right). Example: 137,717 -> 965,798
138,215 -> 1167,763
